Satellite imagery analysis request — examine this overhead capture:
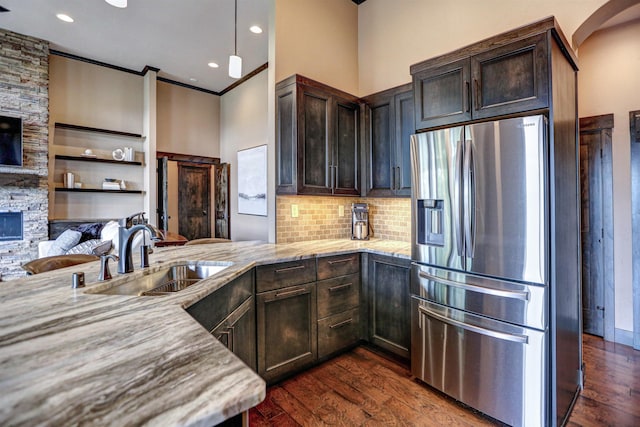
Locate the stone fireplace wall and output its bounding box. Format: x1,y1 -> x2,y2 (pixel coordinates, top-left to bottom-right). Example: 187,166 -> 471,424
0,29 -> 49,281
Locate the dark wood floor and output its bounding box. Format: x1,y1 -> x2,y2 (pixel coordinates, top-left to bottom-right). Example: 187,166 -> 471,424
249,334 -> 640,426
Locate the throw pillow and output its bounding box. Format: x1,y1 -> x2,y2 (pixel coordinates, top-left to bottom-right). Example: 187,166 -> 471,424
73,223 -> 105,243
66,239 -> 112,256
101,221 -> 120,251
47,229 -> 82,257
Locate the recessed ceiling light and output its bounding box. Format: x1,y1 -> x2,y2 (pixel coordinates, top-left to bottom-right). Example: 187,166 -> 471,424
56,13 -> 74,23
105,0 -> 127,8
207,62 -> 219,68
189,78 -> 198,82
250,25 -> 263,34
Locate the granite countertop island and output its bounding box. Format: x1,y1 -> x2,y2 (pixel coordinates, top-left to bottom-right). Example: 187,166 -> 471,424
0,238 -> 410,426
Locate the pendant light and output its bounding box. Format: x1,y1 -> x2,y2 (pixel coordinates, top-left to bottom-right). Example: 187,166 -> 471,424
105,0 -> 127,8
229,0 -> 242,78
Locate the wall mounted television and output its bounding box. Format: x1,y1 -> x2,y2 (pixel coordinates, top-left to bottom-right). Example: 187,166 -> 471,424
0,115 -> 23,167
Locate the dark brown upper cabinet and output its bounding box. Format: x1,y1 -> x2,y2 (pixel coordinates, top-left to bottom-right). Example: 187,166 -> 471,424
412,32 -> 549,130
362,83 -> 414,197
276,75 -> 360,196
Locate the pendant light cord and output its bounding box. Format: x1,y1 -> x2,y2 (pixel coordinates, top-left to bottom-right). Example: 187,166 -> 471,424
234,0 -> 238,56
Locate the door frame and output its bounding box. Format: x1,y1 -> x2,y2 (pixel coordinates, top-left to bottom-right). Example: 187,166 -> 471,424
579,114 -> 615,341
156,151 -> 221,238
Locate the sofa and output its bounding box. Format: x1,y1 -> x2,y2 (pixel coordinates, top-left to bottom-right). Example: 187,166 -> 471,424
37,220 -> 147,259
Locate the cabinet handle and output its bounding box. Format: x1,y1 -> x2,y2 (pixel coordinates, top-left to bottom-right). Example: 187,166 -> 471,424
390,166 -> 395,190
275,265 -> 305,273
474,79 -> 480,111
465,81 -> 470,113
330,165 -> 335,190
327,257 -> 354,265
328,282 -> 352,292
329,318 -> 353,329
275,288 -> 308,299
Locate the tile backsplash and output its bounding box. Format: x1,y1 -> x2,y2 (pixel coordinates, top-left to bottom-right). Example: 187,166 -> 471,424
276,195 -> 410,243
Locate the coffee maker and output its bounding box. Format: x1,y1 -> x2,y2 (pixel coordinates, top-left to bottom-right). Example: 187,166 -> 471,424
351,203 -> 369,240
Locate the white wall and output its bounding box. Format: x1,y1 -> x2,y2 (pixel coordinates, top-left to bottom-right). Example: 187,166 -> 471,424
156,81 -> 220,157
49,56 -> 143,132
220,69 -> 270,242
275,0 -> 359,95
578,18 -> 640,332
357,0 -> 608,96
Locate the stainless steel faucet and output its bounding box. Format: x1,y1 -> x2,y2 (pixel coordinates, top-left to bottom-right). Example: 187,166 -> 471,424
117,213 -> 164,274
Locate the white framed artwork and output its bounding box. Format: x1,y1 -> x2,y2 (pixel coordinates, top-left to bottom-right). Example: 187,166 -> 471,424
237,144 -> 267,216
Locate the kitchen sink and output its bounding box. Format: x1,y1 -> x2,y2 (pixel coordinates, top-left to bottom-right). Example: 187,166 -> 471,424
87,261 -> 233,296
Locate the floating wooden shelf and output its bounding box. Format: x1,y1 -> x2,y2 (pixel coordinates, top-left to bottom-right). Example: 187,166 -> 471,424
54,122 -> 144,139
55,155 -> 142,166
54,187 -> 144,194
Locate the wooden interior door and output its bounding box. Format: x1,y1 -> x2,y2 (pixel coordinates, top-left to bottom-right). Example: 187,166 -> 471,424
579,114 -> 614,337
214,163 -> 230,239
178,163 -> 211,240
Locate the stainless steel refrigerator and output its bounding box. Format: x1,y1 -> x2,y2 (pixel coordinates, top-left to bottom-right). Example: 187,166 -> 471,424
410,115 -> 579,426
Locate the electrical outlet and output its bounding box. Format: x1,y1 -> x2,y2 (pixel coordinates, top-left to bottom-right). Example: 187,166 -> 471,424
291,204 -> 299,218
338,205 -> 345,217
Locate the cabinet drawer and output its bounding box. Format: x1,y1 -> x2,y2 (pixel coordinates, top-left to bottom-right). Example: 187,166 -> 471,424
186,269 -> 254,331
317,253 -> 360,280
256,258 -> 316,293
317,273 -> 360,319
318,308 -> 360,359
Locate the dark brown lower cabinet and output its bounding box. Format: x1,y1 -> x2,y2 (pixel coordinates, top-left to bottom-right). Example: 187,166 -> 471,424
318,307 -> 360,359
257,282 -> 317,383
186,269 -> 256,370
367,254 -> 411,359
211,296 -> 256,371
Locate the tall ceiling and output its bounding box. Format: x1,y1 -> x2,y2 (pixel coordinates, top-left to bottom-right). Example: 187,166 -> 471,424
0,0 -> 269,93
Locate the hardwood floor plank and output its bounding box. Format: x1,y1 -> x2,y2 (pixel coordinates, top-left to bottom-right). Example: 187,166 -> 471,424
250,335 -> 639,426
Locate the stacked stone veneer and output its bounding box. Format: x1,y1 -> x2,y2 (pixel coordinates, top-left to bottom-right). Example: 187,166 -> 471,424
0,30 -> 49,281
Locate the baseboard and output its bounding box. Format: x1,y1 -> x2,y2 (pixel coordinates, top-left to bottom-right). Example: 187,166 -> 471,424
614,328 -> 634,347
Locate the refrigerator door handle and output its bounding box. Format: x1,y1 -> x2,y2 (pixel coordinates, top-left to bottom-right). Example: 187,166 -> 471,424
417,304 -> 529,344
418,270 -> 530,301
463,136 -> 475,258
454,138 -> 464,257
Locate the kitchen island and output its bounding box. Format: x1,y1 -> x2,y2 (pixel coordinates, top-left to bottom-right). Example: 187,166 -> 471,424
0,239 -> 410,426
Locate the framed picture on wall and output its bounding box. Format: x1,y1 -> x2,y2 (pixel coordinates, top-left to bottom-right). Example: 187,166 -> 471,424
237,144 -> 267,216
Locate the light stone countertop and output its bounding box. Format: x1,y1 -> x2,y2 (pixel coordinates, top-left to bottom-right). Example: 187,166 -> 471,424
0,238 -> 410,426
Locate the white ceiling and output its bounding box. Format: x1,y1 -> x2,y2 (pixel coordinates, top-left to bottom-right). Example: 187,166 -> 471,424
0,0 -> 269,93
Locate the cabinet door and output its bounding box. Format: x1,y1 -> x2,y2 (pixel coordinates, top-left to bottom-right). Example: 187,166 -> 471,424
394,90 -> 414,197
365,93 -> 395,197
471,33 -> 549,119
257,283 -> 317,383
368,254 -> 411,359
298,86 -> 332,195
187,269 -> 254,331
413,58 -> 471,130
333,98 -> 360,195
212,296 -> 256,371
276,83 -> 297,194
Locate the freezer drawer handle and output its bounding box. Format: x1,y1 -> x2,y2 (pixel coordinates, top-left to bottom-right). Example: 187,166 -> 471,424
418,270 -> 529,301
418,304 -> 529,344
